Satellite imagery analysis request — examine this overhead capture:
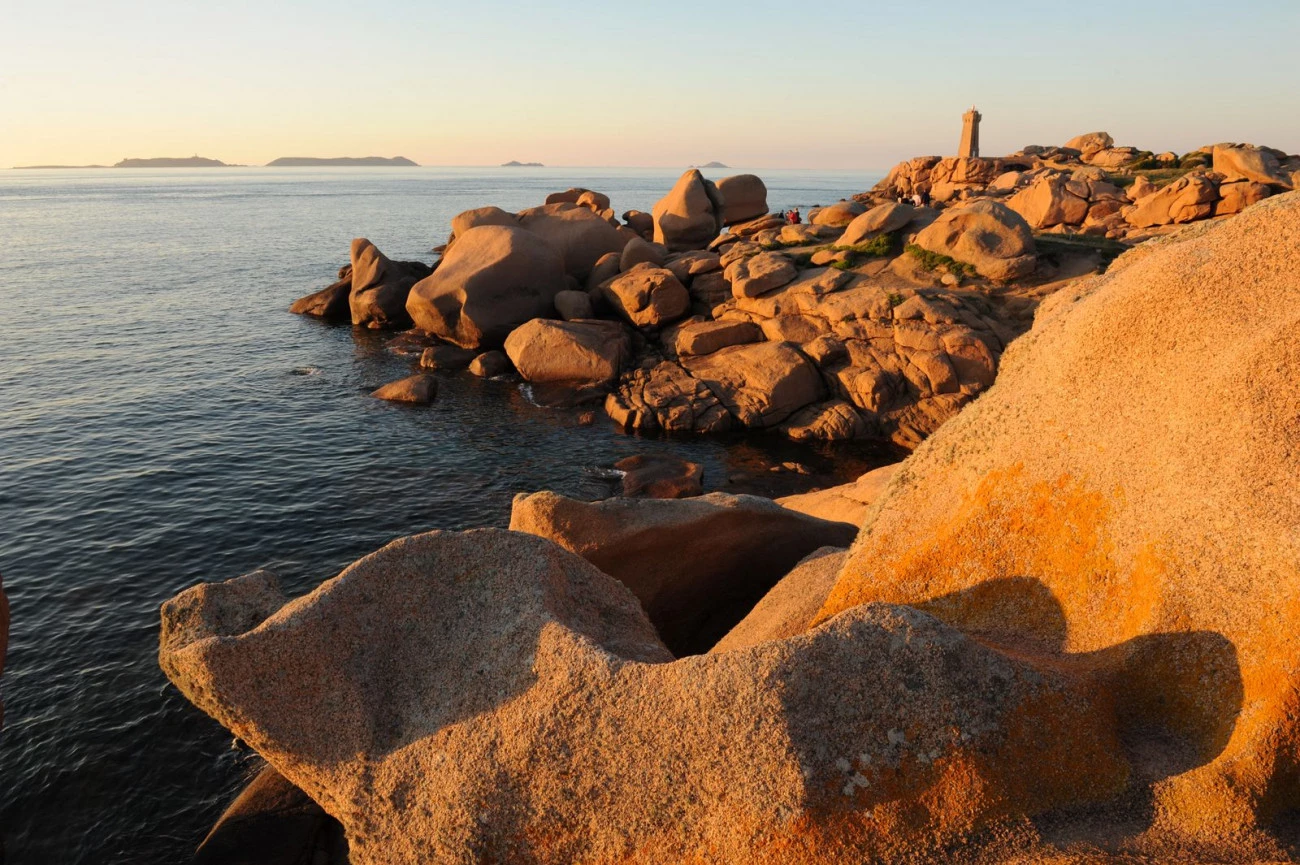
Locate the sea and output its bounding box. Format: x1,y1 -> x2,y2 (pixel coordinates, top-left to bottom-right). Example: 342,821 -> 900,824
0,165 -> 893,862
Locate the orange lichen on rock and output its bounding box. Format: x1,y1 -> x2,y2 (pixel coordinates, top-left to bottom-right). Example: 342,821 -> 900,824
819,192 -> 1300,857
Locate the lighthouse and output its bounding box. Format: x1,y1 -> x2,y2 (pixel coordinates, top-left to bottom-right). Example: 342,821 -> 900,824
959,107 -> 981,159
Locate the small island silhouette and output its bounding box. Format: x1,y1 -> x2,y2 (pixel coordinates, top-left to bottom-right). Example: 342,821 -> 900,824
115,156 -> 230,168
501,160 -> 544,167
694,161 -> 729,169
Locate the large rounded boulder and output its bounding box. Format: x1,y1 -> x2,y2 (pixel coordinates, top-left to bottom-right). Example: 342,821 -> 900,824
912,199 -> 1036,281
715,174 -> 768,225
516,203 -> 627,281
602,263 -> 690,328
652,169 -> 724,252
503,318 -> 631,387
405,225 -> 567,349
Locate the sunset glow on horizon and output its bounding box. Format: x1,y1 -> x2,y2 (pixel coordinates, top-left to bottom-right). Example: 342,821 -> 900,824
3,0 -> 1299,170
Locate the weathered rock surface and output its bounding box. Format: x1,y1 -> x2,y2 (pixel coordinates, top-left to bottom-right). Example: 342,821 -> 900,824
503,319 -> 630,387
776,463 -> 900,525
405,225 -> 567,349
510,491 -> 856,654
725,251 -> 797,299
195,765 -> 345,865
669,319 -> 762,357
808,199 -> 865,227
709,547 -> 846,654
837,203 -> 915,247
450,205 -> 516,241
715,174 -> 768,225
1213,180 -> 1271,216
602,264 -> 690,328
680,341 -> 823,429
652,169 -> 724,252
614,454 -> 703,499
604,361 -> 732,434
1006,173 -> 1090,228
161,530 -> 1128,864
1063,131 -> 1114,159
516,203 -> 627,281
1213,143 -> 1293,188
777,399 -> 867,442
1122,173 -> 1218,227
819,193 -> 1300,857
347,240 -> 432,329
618,235 -> 666,272
289,269 -> 352,322
912,200 -> 1036,281
370,373 -> 437,404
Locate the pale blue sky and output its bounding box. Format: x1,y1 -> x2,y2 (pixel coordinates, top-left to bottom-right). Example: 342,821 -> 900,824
3,0 -> 1297,168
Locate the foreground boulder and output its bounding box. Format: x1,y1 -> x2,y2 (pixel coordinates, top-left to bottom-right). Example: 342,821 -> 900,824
161,530 -> 1129,864
818,193 -> 1300,857
503,319 -> 630,387
837,202 -> 916,247
405,225 -> 566,349
510,491 -> 857,654
776,463 -> 899,525
652,169 -> 724,252
347,239 -> 432,329
614,454 -> 703,499
911,200 -> 1036,281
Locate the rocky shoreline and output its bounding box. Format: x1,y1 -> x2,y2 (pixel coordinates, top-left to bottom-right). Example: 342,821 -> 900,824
156,142 -> 1300,863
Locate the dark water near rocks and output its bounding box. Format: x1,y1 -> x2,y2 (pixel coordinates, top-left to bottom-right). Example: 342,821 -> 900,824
0,166 -> 891,863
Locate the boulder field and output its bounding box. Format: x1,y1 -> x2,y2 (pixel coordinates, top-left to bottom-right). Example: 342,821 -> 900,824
172,192 -> 1300,862
289,168 -> 1058,449
874,137 -> 1297,242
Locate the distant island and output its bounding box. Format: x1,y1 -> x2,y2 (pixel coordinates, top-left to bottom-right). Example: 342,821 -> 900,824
696,161 -> 729,169
502,160 -> 544,167
115,156 -> 230,168
266,156 -> 418,167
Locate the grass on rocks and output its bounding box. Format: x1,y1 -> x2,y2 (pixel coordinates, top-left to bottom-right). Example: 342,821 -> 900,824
904,243 -> 978,278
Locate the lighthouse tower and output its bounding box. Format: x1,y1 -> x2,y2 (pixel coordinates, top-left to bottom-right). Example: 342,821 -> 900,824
958,107 -> 981,159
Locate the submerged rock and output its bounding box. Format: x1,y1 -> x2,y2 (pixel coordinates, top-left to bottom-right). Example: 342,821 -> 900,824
510,491 -> 856,655
370,373 -> 437,404
614,454 -> 703,499
160,530 -> 1126,864
467,350 -> 511,378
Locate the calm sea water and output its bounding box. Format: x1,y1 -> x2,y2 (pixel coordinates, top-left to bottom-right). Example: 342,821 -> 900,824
0,166 -> 890,863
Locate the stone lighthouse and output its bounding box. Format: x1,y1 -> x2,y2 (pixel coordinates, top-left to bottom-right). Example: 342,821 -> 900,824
958,106 -> 981,159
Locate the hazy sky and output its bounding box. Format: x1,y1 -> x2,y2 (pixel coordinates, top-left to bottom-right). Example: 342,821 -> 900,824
3,0 -> 1297,170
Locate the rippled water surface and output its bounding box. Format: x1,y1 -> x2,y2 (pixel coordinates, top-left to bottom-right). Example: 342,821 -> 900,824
0,166 -> 891,862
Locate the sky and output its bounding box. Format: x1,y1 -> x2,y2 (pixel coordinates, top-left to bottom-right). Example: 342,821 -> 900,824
2,0 -> 1298,170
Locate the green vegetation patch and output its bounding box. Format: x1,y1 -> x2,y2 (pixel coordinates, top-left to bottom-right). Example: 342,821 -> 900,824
904,243 -> 977,278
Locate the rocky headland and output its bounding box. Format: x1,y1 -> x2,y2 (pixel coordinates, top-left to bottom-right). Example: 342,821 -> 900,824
158,136 -> 1300,862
